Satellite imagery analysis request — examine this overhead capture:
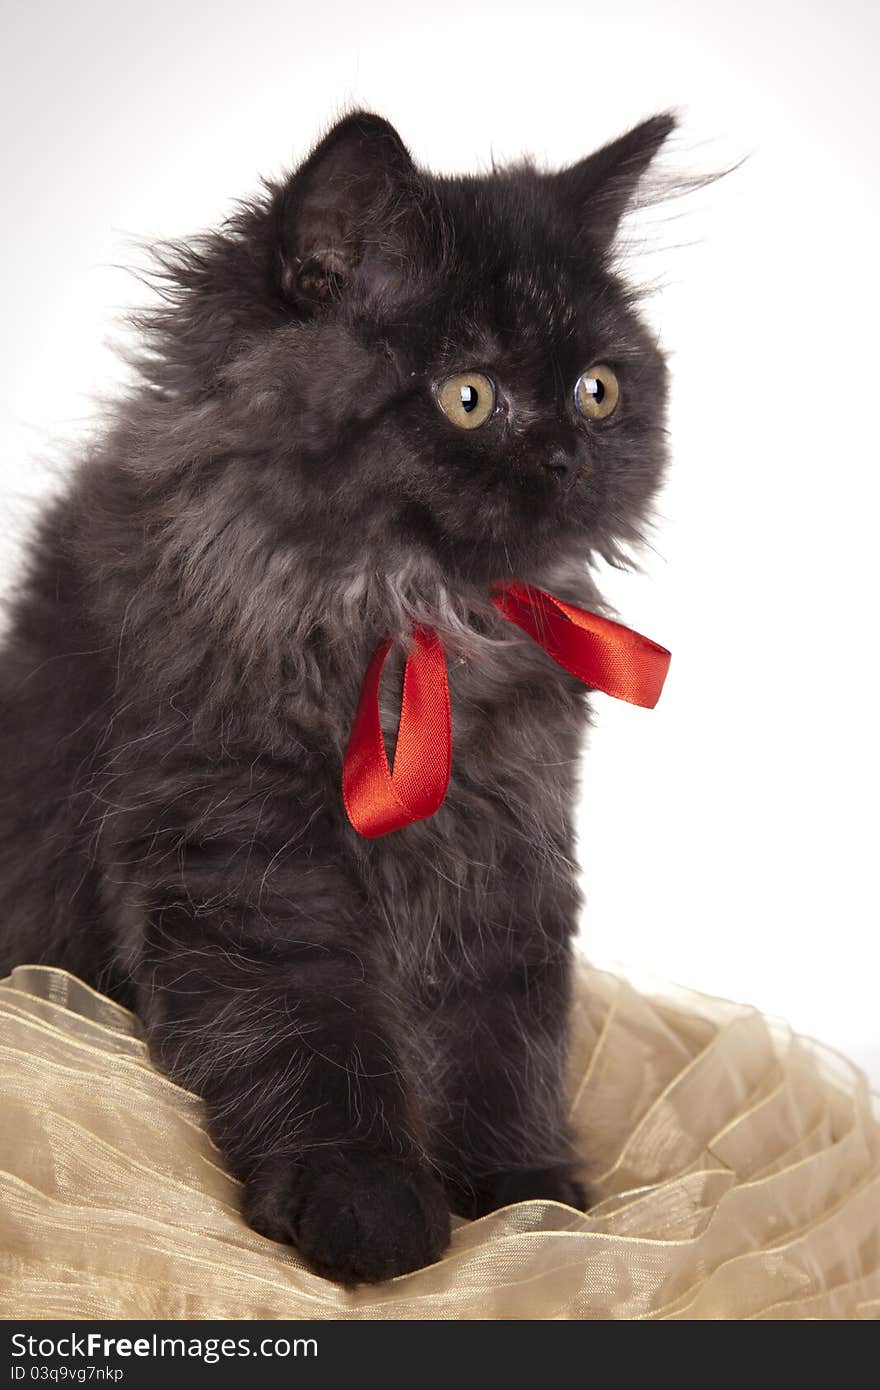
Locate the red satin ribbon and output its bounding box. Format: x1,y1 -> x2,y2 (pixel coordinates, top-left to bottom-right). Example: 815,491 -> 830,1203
491,582 -> 670,708
342,626 -> 453,839
343,583 -> 670,838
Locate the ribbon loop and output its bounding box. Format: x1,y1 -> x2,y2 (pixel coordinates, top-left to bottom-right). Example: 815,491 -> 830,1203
343,585 -> 670,838
342,626 -> 452,839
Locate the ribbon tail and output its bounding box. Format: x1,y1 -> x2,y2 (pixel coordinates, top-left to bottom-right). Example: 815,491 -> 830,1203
492,582 -> 670,707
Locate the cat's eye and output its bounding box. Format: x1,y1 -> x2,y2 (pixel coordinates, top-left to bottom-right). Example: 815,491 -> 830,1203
575,365 -> 620,421
436,372 -> 496,430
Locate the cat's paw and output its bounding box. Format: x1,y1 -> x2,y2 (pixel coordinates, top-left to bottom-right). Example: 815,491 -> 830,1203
243,1150 -> 451,1285
447,1166 -> 587,1219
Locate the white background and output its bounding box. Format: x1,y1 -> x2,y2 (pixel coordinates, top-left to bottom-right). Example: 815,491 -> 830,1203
2,1 -> 878,1081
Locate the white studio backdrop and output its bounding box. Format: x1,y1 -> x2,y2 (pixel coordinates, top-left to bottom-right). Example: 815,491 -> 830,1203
1,0 -> 878,1081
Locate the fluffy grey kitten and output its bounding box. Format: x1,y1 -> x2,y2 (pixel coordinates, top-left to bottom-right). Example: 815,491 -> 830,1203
0,111 -> 673,1284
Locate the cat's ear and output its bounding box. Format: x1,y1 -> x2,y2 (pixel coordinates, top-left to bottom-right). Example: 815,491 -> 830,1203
557,113 -> 676,251
278,112 -> 419,308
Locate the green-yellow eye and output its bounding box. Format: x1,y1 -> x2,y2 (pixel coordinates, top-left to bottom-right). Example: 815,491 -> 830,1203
436,372 -> 496,430
575,365 -> 620,421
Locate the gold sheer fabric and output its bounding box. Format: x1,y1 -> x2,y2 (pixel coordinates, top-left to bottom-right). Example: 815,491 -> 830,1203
0,961 -> 878,1320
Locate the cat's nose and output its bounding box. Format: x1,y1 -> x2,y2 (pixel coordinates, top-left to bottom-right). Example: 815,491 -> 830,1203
541,447 -> 578,488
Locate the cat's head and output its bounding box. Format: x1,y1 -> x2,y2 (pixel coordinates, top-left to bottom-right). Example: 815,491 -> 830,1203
140,112 -> 674,589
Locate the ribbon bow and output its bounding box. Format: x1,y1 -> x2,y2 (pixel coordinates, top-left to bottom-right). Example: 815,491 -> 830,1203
342,582 -> 670,838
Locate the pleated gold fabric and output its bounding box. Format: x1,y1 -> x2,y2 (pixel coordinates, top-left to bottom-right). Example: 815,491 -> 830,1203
1,960 -> 878,1320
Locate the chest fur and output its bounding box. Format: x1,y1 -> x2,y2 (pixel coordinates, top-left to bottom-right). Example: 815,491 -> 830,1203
362,638 -> 588,986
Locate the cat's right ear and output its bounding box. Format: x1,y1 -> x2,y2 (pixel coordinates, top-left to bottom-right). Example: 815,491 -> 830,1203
277,113 -> 419,309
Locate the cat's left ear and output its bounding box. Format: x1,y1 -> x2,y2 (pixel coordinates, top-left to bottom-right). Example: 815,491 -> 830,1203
557,113 -> 676,252
277,112 -> 420,308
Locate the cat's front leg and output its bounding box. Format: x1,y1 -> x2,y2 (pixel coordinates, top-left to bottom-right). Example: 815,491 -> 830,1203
431,934 -> 585,1220
133,857 -> 450,1285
